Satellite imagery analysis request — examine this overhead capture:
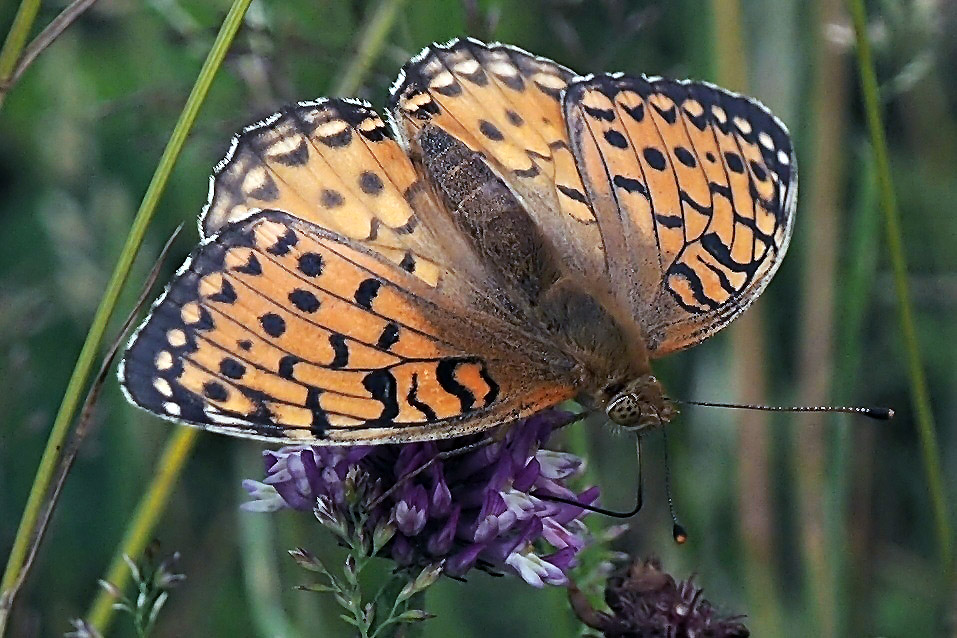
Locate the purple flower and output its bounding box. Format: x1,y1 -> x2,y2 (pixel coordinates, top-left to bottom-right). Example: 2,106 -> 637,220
242,410 -> 597,587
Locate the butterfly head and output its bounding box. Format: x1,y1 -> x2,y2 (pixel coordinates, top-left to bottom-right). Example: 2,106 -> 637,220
604,375 -> 676,432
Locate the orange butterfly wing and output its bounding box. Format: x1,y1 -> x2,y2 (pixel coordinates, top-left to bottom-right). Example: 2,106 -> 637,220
563,74 -> 796,356
389,39 -> 606,281
121,211 -> 574,444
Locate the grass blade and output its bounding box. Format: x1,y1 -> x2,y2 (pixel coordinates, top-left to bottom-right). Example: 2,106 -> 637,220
846,0 -> 952,575
0,0 -> 252,632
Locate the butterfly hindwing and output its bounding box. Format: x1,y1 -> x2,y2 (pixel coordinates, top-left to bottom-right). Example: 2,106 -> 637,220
564,74 -> 797,356
121,211 -> 576,444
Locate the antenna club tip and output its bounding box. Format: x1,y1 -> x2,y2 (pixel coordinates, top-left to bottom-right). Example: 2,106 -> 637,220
868,407 -> 895,420
672,524 -> 688,545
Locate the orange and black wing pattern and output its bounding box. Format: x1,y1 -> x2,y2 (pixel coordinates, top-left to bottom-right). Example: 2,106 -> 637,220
120,211 -> 575,444
564,74 -> 796,356
201,98 -> 451,290
389,39 -> 605,278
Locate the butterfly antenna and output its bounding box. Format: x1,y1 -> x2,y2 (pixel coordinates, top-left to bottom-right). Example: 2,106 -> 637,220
672,399 -> 894,421
541,435 -> 644,519
661,429 -> 687,544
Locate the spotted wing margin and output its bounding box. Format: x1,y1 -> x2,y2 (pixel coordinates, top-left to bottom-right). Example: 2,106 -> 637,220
120,211 -> 575,445
563,74 -> 797,356
389,38 -> 606,279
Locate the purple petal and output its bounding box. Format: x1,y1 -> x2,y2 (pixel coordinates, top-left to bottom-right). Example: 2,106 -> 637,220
430,474 -> 452,518
446,543 -> 484,577
427,505 -> 460,556
513,458 -> 541,492
535,450 -> 583,479
394,486 -> 429,536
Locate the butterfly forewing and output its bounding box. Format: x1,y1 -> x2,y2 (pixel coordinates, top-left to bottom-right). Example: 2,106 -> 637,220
121,211 -> 576,444
563,74 -> 796,356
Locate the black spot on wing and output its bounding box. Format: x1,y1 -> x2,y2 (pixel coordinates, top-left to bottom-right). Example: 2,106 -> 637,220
655,214 -> 683,229
362,369 -> 399,422
298,252 -> 323,277
557,184 -> 589,204
289,288 -> 320,313
209,279 -> 237,304
359,171 -> 384,195
603,130 -> 628,149
479,120 -> 504,141
724,151 -> 745,174
642,147 -> 667,171
234,253 -> 262,275
329,334 -> 349,369
376,323 -> 400,350
260,313 -> 286,338
674,146 -> 697,168
219,358 -> 246,379
321,188 -> 344,208
354,279 -> 381,309
613,175 -> 648,196
203,381 -> 228,401
278,354 -> 299,380
436,358 -> 475,412
267,229 -> 298,256
583,104 -> 615,122
504,109 -> 524,126
305,386 -> 329,438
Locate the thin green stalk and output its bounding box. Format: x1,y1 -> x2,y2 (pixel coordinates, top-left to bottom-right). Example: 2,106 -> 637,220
0,0 -> 41,91
0,0 -> 252,631
847,0 -> 952,572
332,0 -> 408,97
87,427 -> 200,632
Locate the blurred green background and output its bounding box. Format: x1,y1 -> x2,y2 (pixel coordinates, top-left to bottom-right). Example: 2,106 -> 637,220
0,0 -> 954,636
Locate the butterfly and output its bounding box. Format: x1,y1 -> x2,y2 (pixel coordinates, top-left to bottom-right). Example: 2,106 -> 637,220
119,38 -> 796,445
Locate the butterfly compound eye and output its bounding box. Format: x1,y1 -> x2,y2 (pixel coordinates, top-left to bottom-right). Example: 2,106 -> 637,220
607,394 -> 644,428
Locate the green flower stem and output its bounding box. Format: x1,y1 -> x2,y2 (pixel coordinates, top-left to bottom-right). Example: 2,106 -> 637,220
87,426 -> 200,632
847,0 -> 952,573
0,0 -> 41,109
0,0 -> 251,631
332,0 -> 408,97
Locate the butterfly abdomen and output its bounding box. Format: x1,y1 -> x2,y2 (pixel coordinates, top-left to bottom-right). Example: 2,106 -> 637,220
414,124 -> 561,308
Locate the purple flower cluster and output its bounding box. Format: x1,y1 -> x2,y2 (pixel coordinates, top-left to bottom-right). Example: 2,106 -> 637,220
242,411 -> 598,587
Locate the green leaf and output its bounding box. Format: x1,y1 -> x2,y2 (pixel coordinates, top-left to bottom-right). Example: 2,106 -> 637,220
395,609 -> 435,623
295,583 -> 337,593
288,547 -> 327,574
397,561 -> 444,603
